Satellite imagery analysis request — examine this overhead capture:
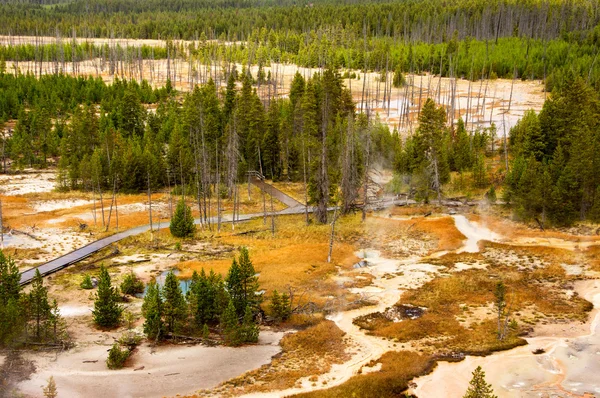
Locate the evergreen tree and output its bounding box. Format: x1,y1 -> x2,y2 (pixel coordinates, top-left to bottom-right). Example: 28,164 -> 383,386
142,281 -> 163,340
0,251 -> 22,345
452,118 -> 472,172
472,153 -> 488,188
80,274 -> 93,289
169,198 -> 195,238
289,71 -> 306,110
270,289 -> 291,322
221,299 -> 240,346
240,305 -> 259,343
116,87 -> 146,138
162,271 -> 187,334
42,376 -> 58,398
189,269 -> 221,328
92,266 -> 123,328
392,67 -> 406,88
263,101 -> 282,180
28,270 -> 51,341
463,366 -> 498,398
223,71 -> 237,121
0,251 -> 20,307
413,98 -> 450,203
235,247 -> 260,316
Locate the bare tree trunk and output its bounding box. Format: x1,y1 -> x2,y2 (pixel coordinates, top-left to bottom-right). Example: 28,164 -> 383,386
92,184 -> 97,227
302,135 -> 309,226
98,180 -> 105,227
362,118 -> 371,222
216,145 -> 221,232
0,199 -> 3,249
327,207 -> 338,263
115,177 -> 119,231
270,187 -> 275,237
148,171 -> 153,239
105,177 -> 117,232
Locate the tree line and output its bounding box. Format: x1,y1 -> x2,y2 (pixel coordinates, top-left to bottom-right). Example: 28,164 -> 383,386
0,0 -> 595,42
504,75 -> 600,226
1,64 -> 396,226
393,74 -> 600,226
89,247 -> 264,347
4,26 -> 600,90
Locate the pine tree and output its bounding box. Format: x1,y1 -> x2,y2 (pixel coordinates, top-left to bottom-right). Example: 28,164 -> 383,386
42,376 -> 58,398
221,299 -> 240,346
142,281 -> 163,341
92,266 -> 122,328
494,282 -> 507,340
0,251 -> 22,346
392,67 -> 406,88
162,271 -> 187,334
472,153 -> 488,188
0,251 -> 20,307
452,118 -> 472,172
223,71 -> 237,121
169,198 -> 195,238
28,270 -> 51,341
226,258 -> 243,316
117,87 -> 146,138
263,101 -> 282,180
189,269 -> 220,328
289,71 -> 306,110
270,289 -> 291,322
240,305 -> 259,343
227,247 -> 260,317
463,366 -> 498,398
411,99 -> 450,203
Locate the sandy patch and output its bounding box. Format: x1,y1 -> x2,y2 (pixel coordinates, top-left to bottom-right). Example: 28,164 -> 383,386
411,279 -> 600,398
59,305 -> 93,317
0,172 -> 55,195
18,330 -> 284,398
32,199 -> 93,213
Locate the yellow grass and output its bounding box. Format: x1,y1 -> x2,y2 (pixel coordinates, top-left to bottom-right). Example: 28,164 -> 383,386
587,245 -> 600,272
195,320 -> 349,396
294,351 -> 436,398
356,244 -> 591,355
176,217 -> 359,307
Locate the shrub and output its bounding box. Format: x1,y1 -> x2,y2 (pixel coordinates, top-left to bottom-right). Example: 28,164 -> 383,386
106,343 -> 130,369
270,289 -> 292,323
486,185 -> 497,203
118,330 -> 142,349
120,272 -> 145,295
80,274 -> 93,289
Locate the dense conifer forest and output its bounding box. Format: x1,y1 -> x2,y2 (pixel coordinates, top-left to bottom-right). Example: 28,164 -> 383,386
0,0 -> 599,226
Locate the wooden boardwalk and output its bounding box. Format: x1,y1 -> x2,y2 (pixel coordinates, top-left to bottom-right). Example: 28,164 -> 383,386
19,178 -> 308,285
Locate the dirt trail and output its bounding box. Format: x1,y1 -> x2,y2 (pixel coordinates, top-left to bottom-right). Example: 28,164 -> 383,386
241,252 -> 444,398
